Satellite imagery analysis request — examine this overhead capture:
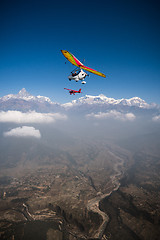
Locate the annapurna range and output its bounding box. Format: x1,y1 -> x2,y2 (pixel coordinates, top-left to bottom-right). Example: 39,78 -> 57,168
0,88 -> 159,115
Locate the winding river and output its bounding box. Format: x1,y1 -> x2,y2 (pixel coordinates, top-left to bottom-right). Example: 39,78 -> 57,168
87,150 -> 125,239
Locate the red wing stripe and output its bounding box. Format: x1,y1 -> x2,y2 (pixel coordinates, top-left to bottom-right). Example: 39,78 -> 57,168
71,54 -> 83,66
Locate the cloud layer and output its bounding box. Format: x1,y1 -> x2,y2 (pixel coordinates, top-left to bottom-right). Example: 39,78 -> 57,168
3,126 -> 41,138
152,115 -> 160,122
86,110 -> 136,121
0,111 -> 67,124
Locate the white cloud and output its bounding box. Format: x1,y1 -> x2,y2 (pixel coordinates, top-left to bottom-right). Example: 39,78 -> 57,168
3,126 -> 41,138
86,110 -> 136,121
0,111 -> 67,124
152,115 -> 160,122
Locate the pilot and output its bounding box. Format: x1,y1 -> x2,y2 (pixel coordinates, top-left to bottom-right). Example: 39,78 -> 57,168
72,71 -> 77,76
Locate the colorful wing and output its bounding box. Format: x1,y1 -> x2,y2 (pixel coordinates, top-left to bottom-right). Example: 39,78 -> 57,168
61,50 -> 83,67
80,65 -> 106,78
61,50 -> 106,78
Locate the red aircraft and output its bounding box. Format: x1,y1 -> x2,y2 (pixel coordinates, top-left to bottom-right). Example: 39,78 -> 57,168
64,88 -> 82,95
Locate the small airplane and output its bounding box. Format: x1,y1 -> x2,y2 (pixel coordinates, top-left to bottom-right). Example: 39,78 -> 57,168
61,50 -> 106,84
64,88 -> 82,95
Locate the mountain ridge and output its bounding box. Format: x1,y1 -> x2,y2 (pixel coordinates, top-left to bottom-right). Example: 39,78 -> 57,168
0,89 -> 159,113
0,88 -> 61,112
62,94 -> 157,109
0,88 -> 53,104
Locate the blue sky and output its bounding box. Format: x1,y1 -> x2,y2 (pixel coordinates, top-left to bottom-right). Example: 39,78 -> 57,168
0,0 -> 160,104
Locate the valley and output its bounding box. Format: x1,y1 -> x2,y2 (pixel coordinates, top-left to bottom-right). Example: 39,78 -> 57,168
0,89 -> 160,239
0,140 -> 131,239
0,136 -> 159,240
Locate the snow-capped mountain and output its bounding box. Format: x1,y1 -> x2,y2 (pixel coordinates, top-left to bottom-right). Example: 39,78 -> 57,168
0,88 -> 53,104
62,94 -> 157,109
61,94 -> 160,120
0,88 -> 60,112
0,89 -> 159,115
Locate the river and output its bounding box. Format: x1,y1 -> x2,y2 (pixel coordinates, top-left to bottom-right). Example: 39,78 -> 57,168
87,150 -> 125,239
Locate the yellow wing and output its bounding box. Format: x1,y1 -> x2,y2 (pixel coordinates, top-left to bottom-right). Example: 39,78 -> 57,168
61,50 -> 83,67
61,50 -> 106,78
80,65 -> 106,78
